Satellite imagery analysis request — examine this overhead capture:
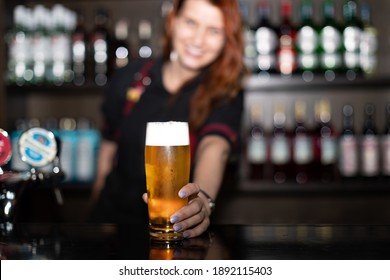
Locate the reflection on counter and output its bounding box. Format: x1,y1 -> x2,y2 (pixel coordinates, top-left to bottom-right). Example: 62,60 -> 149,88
1,223 -> 390,260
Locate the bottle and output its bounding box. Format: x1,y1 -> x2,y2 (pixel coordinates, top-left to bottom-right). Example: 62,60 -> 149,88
338,104 -> 358,178
113,19 -> 130,69
313,98 -> 338,182
255,0 -> 278,75
71,10 -> 88,86
295,0 -> 319,81
342,0 -> 363,80
246,103 -> 268,180
90,8 -> 112,86
359,3 -> 378,76
381,104 -> 390,178
51,5 -> 75,86
276,0 -> 297,76
240,1 -> 257,73
319,0 -> 343,81
361,103 -> 379,178
292,100 -> 313,184
6,5 -> 33,86
75,118 -> 100,183
58,118 -> 77,182
270,102 -> 291,183
137,19 -> 153,59
31,5 -> 52,85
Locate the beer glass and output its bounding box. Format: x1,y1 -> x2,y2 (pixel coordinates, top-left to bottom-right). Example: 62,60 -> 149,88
145,121 -> 190,241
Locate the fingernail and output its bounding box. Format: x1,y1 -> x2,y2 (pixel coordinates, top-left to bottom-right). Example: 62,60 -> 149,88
178,191 -> 187,198
170,216 -> 179,223
173,224 -> 182,232
183,232 -> 191,238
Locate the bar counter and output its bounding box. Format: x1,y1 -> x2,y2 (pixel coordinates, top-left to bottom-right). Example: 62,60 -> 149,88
1,223 -> 390,260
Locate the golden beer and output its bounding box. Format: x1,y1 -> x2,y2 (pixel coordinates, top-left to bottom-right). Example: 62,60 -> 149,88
145,122 -> 190,241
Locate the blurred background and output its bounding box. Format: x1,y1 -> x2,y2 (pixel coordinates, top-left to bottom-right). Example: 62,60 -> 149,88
1,0 -> 390,226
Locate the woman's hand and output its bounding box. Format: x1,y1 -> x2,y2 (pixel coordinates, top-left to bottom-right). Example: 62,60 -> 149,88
142,182 -> 211,239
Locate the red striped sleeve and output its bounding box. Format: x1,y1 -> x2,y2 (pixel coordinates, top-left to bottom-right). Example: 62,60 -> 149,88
199,123 -> 238,144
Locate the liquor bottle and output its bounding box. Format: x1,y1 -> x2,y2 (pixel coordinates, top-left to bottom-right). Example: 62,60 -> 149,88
246,103 -> 268,180
361,103 -> 379,178
359,3 -> 378,76
59,118 -> 78,182
319,0 -> 343,81
292,100 -> 313,184
51,5 -> 75,86
240,1 -> 257,73
113,19 -> 130,69
381,104 -> 390,177
71,10 -> 88,86
255,0 -> 278,75
75,118 -> 100,183
338,104 -> 358,178
90,8 -> 112,86
270,102 -> 290,183
313,98 -> 338,182
6,5 -> 33,86
295,0 -> 319,80
137,19 -> 153,59
342,0 -> 363,80
31,5 -> 52,85
276,0 -> 297,76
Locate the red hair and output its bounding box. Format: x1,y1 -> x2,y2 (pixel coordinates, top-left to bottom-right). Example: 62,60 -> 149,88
162,0 -> 246,131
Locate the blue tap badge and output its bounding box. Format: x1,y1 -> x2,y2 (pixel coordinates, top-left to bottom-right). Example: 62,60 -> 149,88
18,127 -> 57,168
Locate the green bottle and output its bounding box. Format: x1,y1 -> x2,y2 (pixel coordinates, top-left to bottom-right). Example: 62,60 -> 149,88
296,0 -> 320,80
240,1 -> 257,73
255,0 -> 278,75
319,0 -> 343,81
342,0 -> 363,79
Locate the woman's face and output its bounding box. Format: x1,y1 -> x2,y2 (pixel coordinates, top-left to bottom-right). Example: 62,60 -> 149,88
171,0 -> 226,72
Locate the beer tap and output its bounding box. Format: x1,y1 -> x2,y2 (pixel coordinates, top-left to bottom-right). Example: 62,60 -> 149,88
18,127 -> 64,206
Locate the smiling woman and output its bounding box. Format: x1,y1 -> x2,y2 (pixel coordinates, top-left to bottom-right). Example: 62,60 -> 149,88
163,0 -> 245,130
89,0 -> 247,239
171,0 -> 226,71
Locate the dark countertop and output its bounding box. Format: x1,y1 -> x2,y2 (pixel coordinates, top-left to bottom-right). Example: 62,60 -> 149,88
1,223 -> 390,260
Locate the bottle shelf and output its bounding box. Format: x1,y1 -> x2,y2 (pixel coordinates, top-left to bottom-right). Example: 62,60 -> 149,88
245,74 -> 390,92
238,178 -> 390,193
7,73 -> 390,95
5,83 -> 106,95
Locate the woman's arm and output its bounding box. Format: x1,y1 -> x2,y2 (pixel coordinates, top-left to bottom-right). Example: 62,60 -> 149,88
193,135 -> 230,213
170,134 -> 231,238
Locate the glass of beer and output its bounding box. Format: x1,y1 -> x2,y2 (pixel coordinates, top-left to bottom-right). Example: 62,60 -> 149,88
145,121 -> 190,241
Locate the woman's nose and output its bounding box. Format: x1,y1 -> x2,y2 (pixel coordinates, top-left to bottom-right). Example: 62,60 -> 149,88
191,28 -> 207,47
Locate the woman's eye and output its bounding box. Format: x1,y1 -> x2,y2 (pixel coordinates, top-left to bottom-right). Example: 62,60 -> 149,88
209,28 -> 222,35
184,18 -> 196,27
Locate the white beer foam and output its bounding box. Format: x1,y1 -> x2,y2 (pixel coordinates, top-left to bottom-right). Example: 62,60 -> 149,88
146,121 -> 189,146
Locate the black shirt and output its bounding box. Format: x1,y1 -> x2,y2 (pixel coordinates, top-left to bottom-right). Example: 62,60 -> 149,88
92,58 -> 243,223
